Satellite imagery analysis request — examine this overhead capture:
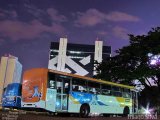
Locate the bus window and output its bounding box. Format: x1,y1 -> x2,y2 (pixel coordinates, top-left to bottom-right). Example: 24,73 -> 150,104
63,77 -> 70,94
122,88 -> 131,98
56,75 -> 70,94
3,88 -> 6,95
19,85 -> 22,96
111,86 -> 122,97
72,78 -> 87,92
48,80 -> 55,89
101,84 -> 111,95
112,86 -> 120,91
56,77 -> 62,93
131,91 -> 136,99
48,72 -> 56,89
88,82 -> 100,94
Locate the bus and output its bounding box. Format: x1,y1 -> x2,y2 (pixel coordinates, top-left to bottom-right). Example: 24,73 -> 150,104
21,68 -> 137,117
2,83 -> 22,108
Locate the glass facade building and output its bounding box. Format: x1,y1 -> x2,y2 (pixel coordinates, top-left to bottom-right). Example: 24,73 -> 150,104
48,38 -> 111,77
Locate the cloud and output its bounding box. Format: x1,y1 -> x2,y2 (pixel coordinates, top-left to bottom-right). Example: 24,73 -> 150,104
9,11 -> 18,18
47,8 -> 67,22
0,12 -> 5,17
112,26 -> 128,40
75,9 -> 106,27
74,9 -> 140,27
0,38 -> 5,45
24,4 -> 67,23
106,11 -> 140,22
0,6 -> 67,41
0,9 -> 17,19
24,4 -> 45,18
97,31 -> 108,36
0,19 -> 66,41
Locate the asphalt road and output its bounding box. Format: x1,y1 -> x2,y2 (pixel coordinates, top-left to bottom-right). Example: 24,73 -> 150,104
0,110 -> 159,120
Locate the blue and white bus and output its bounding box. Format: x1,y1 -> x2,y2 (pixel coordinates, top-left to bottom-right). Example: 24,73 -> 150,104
2,83 -> 21,108
22,68 -> 137,117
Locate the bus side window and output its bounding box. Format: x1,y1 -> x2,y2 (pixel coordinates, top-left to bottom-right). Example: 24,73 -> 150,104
122,88 -> 131,98
132,91 -> 136,99
56,78 -> 62,93
72,85 -> 79,91
19,85 -> 22,96
88,82 -> 100,94
48,72 -> 56,89
112,86 -> 122,97
101,84 -> 111,95
72,78 -> 87,92
49,80 -> 55,89
64,82 -> 69,94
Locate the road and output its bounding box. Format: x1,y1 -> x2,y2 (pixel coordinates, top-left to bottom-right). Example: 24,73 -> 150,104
0,110 -> 159,120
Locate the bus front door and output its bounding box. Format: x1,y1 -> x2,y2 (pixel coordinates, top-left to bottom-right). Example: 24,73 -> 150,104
56,76 -> 70,112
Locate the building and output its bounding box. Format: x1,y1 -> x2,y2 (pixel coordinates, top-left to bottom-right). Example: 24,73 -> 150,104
48,38 -> 111,77
0,54 -> 22,103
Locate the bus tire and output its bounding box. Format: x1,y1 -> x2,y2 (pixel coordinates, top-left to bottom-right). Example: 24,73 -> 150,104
123,106 -> 129,117
79,104 -> 90,118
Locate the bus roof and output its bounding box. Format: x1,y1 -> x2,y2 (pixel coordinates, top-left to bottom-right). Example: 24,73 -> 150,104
48,69 -> 134,90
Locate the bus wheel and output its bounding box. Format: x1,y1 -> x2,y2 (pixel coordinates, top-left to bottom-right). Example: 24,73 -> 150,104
123,107 -> 129,117
79,104 -> 90,118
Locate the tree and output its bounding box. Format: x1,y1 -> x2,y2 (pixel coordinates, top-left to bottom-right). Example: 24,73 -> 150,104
96,27 -> 160,89
96,27 -> 160,107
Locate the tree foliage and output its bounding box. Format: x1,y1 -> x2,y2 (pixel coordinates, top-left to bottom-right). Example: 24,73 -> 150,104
96,27 -> 160,107
96,27 -> 160,90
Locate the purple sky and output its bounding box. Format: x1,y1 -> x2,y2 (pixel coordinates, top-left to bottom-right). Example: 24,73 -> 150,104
0,0 -> 160,71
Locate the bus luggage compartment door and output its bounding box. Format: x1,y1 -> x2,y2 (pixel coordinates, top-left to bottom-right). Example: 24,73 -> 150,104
45,88 -> 56,112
